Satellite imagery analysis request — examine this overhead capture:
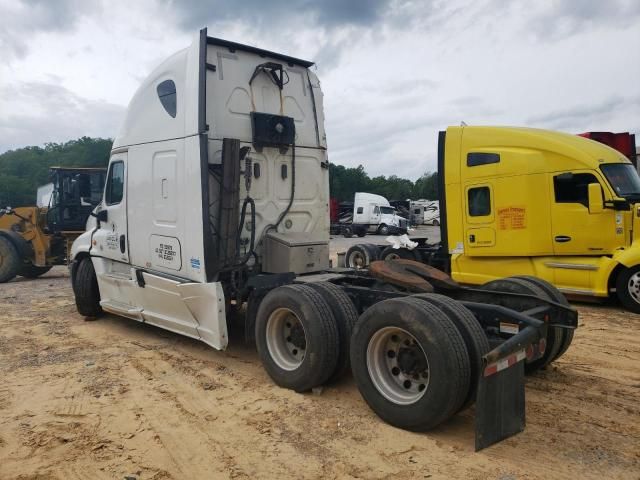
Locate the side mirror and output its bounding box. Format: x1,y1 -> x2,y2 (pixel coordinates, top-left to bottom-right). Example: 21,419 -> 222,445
588,183 -> 604,214
96,209 -> 108,222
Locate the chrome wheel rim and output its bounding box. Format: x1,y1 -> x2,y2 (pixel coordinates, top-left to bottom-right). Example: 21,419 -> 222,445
347,250 -> 368,269
628,272 -> 640,304
265,308 -> 307,371
366,327 -> 429,405
385,252 -> 401,261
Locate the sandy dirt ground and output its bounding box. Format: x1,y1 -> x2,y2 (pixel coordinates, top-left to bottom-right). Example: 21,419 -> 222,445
1,267 -> 639,480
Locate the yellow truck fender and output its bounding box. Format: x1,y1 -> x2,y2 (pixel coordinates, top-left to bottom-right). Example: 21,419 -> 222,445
612,247 -> 640,269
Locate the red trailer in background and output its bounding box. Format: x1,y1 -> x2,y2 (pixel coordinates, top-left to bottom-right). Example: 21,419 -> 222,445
329,197 -> 339,224
579,132 -> 637,166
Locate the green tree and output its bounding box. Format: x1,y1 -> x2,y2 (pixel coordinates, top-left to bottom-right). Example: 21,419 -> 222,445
0,137 -> 112,207
413,172 -> 438,200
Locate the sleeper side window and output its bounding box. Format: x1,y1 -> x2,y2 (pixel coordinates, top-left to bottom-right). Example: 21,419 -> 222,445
356,207 -> 363,214
468,186 -> 491,216
157,80 -> 177,118
467,152 -> 500,167
105,161 -> 124,205
553,173 -> 599,207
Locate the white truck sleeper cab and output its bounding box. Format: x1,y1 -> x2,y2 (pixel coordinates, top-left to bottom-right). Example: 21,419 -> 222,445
70,29 -> 329,350
351,192 -> 408,235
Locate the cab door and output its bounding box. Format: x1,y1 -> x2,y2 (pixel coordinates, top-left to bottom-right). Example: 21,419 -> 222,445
93,154 -> 129,264
371,205 -> 381,224
464,183 -> 496,251
550,171 -> 617,255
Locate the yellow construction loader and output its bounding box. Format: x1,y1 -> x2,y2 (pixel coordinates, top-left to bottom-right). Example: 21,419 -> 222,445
0,167 -> 105,282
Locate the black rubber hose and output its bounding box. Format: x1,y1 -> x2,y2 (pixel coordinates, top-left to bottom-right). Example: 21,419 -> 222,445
273,143 -> 295,231
236,196 -> 256,266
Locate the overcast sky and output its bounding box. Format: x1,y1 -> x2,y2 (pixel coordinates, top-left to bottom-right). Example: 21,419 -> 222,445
1,0 -> 638,179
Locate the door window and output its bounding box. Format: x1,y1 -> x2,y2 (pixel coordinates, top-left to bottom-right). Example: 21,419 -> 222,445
468,186 -> 491,216
553,173 -> 598,207
106,161 -> 125,205
157,80 -> 177,118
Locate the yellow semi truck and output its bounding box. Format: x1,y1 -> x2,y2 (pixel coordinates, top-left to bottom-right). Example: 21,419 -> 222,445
349,126 -> 640,313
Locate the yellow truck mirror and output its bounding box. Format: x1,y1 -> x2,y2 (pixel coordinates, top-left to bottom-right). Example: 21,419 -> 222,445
588,182 -> 604,214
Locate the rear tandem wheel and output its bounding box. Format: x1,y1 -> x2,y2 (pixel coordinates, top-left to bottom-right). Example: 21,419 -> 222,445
480,277 -> 564,373
350,296 -> 470,431
255,284 -> 340,392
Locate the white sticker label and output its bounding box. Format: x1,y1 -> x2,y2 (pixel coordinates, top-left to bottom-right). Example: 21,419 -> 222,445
150,235 -> 182,271
450,241 -> 464,254
500,322 -> 519,335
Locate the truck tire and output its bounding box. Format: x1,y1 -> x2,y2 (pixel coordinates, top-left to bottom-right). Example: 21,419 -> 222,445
350,296 -> 470,431
346,244 -> 375,269
481,277 -> 563,373
363,243 -> 380,262
615,266 -> 640,314
380,246 -> 420,262
255,284 -> 339,392
412,293 -> 490,412
20,264 -> 52,278
73,258 -> 103,318
342,226 -> 353,238
432,219 -> 440,226
377,224 -> 390,236
511,275 -> 574,361
307,282 -> 358,382
0,236 -> 20,283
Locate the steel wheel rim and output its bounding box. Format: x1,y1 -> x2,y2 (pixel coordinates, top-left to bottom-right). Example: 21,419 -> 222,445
348,250 -> 368,269
366,327 -> 429,405
265,307 -> 307,371
628,272 -> 640,304
385,252 -> 401,261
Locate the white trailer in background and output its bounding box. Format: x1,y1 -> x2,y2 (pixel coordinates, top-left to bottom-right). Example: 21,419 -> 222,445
423,200 -> 440,225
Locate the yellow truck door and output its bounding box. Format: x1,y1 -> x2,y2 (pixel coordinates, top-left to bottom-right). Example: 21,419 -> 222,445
550,171 -> 618,255
464,183 -> 496,249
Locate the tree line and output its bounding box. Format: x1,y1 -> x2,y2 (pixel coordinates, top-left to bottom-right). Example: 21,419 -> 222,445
0,137 -> 438,207
329,164 -> 438,203
0,137 -> 113,207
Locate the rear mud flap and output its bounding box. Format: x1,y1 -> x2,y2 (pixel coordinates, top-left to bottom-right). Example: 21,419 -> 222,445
475,358 -> 525,451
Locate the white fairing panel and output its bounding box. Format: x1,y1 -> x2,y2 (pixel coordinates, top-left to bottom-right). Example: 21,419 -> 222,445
205,41 -> 329,262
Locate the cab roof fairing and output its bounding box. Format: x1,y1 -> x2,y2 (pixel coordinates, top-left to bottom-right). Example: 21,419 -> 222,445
111,32 -> 318,154
112,46 -> 195,151
453,126 -> 631,170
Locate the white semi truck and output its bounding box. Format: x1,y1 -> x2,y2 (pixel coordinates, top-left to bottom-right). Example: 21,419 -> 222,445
341,192 -> 408,237
69,29 -> 577,450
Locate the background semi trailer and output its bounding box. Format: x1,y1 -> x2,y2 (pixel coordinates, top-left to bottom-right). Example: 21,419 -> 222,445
0,167 -> 105,282
69,29 -> 577,450
345,126 -> 640,312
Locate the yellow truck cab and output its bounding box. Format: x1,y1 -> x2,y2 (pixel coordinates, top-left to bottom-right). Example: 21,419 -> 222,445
440,126 -> 640,312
